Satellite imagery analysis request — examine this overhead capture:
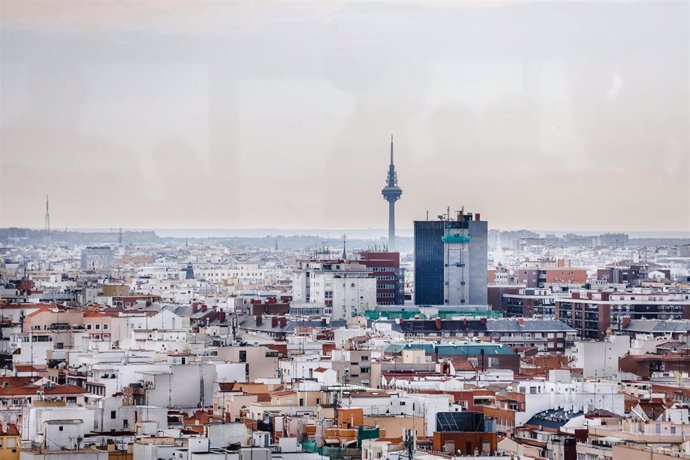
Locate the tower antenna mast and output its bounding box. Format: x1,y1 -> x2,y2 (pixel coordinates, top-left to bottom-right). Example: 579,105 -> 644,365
381,135 -> 402,251
44,195 -> 50,231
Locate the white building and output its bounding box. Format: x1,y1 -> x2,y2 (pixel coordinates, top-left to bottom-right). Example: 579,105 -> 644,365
573,335 -> 631,378
292,260 -> 376,319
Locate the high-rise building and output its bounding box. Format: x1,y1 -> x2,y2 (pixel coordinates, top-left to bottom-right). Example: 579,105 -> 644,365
358,251 -> 405,305
381,136 -> 402,251
291,260 -> 376,319
414,211 -> 488,306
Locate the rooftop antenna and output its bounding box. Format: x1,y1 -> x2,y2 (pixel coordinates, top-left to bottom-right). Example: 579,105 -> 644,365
44,195 -> 50,231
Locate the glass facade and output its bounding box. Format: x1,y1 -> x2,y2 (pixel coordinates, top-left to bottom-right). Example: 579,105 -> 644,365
414,217 -> 488,306
414,220 -> 445,305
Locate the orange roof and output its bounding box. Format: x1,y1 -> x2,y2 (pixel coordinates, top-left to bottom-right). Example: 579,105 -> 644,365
83,311 -> 108,318
0,384 -> 86,397
218,382 -> 238,392
25,307 -> 55,318
44,384 -> 87,395
0,377 -> 37,387
0,424 -> 19,436
183,410 -> 213,425
449,358 -> 476,372
14,364 -> 46,372
271,390 -> 296,397
0,303 -> 51,310
0,386 -> 39,396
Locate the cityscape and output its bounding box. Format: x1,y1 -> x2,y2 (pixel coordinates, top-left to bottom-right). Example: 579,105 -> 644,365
0,136 -> 689,460
1,1 -> 689,460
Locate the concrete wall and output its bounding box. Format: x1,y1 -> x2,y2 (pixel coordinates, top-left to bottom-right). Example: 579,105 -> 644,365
574,335 -> 630,378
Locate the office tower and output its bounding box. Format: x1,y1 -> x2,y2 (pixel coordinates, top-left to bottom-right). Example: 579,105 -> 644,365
381,136 -> 402,251
292,260 -> 376,319
358,250 -> 405,305
414,211 -> 488,305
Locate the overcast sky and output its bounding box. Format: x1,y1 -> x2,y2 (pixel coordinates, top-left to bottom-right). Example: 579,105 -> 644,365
1,1 -> 688,233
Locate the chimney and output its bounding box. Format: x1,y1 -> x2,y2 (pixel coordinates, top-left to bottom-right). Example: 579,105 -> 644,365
622,316 -> 631,329
474,213 -> 480,221
279,317 -> 287,328
256,315 -> 263,326
201,304 -> 208,312
193,304 -> 199,313
272,317 -> 278,328
435,318 -> 442,330
480,317 -> 487,324
518,318 -> 525,326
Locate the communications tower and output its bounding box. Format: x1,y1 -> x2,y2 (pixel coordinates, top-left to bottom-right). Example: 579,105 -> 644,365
381,136 -> 402,251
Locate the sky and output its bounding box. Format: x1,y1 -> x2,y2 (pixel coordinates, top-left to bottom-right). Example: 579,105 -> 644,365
1,0 -> 688,233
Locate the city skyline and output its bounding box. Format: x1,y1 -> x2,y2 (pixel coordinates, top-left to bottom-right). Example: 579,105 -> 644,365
1,1 -> 688,232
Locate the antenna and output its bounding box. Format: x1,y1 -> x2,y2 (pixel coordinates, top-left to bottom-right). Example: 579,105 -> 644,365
44,195 -> 50,231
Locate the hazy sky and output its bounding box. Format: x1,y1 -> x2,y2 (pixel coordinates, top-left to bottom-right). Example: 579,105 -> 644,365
1,1 -> 688,232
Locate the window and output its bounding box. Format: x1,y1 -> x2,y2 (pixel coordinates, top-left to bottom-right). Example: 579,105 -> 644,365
111,410 -> 116,419
59,426 -> 63,431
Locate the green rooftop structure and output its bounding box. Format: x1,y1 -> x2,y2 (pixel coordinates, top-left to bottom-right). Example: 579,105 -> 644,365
357,426 -> 381,448
442,234 -> 471,244
365,305 -> 501,320
384,342 -> 516,356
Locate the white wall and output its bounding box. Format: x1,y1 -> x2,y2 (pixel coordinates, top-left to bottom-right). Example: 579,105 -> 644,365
331,277 -> 376,319
574,335 -> 630,378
